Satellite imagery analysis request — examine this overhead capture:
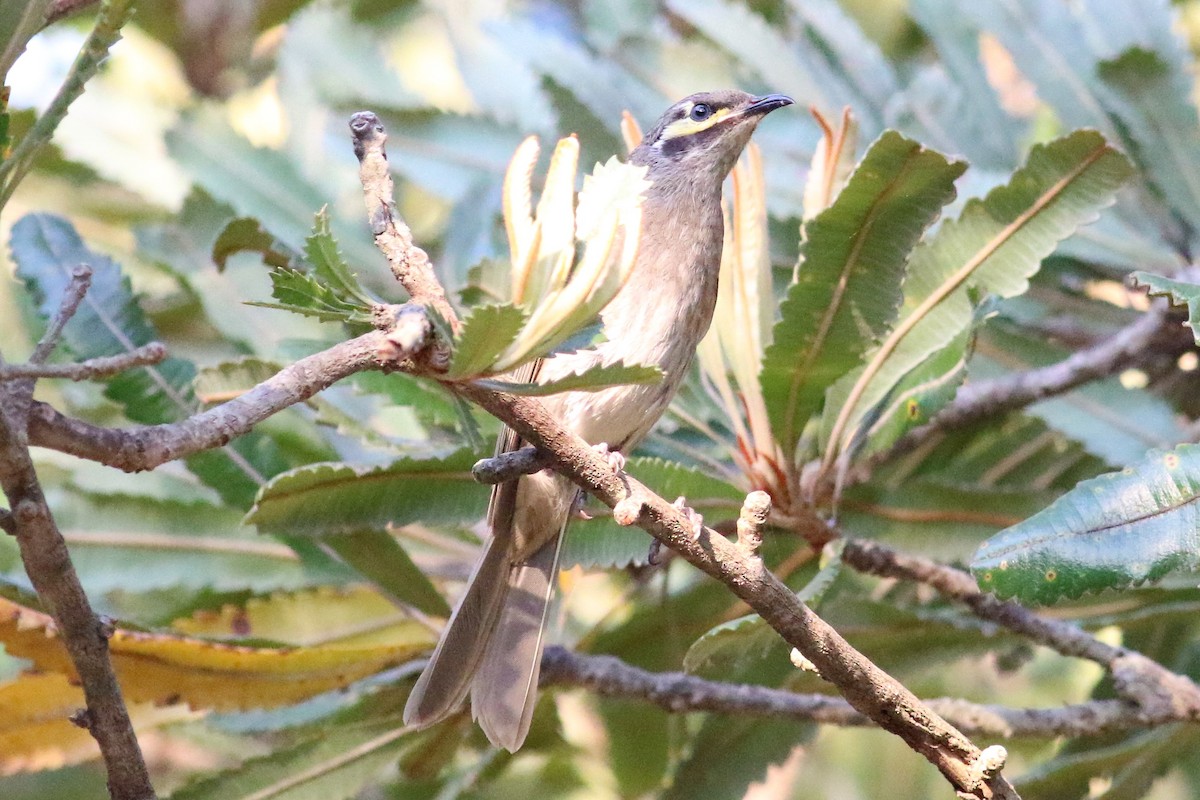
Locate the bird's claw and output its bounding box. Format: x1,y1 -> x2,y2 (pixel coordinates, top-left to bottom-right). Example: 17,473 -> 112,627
673,496 -> 704,541
571,491 -> 593,520
592,442 -> 626,473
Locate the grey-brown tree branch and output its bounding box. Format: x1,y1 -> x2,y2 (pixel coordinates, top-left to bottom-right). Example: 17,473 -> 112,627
0,278 -> 156,799
539,647 -> 1167,739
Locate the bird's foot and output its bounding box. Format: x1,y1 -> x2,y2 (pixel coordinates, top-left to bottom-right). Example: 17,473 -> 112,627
673,496 -> 705,541
571,490 -> 593,521
592,442 -> 626,473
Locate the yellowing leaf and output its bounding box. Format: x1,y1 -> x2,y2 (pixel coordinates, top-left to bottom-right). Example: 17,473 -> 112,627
0,672 -> 194,775
171,586 -> 429,649
0,597 -> 433,712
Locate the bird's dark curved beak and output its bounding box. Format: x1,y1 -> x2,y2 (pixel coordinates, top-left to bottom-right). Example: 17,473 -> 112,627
744,93 -> 795,116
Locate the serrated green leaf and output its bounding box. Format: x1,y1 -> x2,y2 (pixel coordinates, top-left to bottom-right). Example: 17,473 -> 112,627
822,130 -> 1134,465
856,326 -> 972,458
169,720 -> 412,800
973,443 -> 1200,604
474,361 -> 662,396
445,303 -> 528,379
247,450 -> 486,535
1132,271 -> 1200,343
256,267 -> 369,323
305,209 -> 376,306
761,130 -> 965,452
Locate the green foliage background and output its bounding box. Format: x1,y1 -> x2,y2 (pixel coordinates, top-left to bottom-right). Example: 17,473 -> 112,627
6,0 -> 1200,798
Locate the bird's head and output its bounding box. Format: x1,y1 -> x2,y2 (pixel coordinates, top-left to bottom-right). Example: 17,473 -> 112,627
632,90 -> 794,181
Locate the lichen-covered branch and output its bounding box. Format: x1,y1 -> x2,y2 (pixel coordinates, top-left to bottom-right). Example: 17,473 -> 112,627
879,304 -> 1174,464
0,296 -> 156,799
349,111 -> 460,334
1,342 -> 165,382
840,538 -> 1200,720
27,329 -> 391,471
539,647 -> 1172,739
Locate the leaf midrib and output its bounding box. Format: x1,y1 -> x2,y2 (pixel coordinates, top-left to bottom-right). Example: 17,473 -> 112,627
780,142 -> 924,447
822,140 -> 1113,473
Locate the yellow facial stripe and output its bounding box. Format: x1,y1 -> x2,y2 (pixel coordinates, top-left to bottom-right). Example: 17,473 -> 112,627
658,104 -> 734,141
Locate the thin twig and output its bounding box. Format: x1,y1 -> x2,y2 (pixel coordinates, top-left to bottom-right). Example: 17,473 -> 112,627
349,112 -> 460,334
472,446 -> 551,484
0,391 -> 156,799
2,342 -> 166,382
29,263 -> 92,365
840,538 -> 1200,719
27,329 -> 392,471
539,647 -> 1172,739
879,304 -> 1172,465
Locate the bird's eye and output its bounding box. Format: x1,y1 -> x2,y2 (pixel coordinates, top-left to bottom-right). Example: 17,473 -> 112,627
689,103 -> 712,121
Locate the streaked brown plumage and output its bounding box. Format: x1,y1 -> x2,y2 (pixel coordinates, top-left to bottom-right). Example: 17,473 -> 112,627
403,90 -> 793,750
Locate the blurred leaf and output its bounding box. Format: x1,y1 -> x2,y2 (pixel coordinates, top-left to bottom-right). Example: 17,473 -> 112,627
970,325 -> 1184,466
319,530 -> 450,618
597,700 -> 669,797
973,444 -> 1200,604
822,131 -> 1134,463
488,17 -> 665,135
1016,726 -> 1193,800
11,213 -> 199,422
195,357 -> 282,405
760,130 -> 965,451
0,0 -> 131,206
1131,271 -> 1200,343
169,720 -> 412,800
0,0 -> 51,80
665,0 -> 831,113
0,672 -> 194,776
784,0 -> 898,124
171,585 -> 434,646
474,360 -> 662,396
1098,47 -> 1200,236
907,0 -> 1021,169
0,597 -> 431,712
683,543 -> 842,674
247,450 -> 486,535
664,715 -> 810,800
213,217 -> 299,271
